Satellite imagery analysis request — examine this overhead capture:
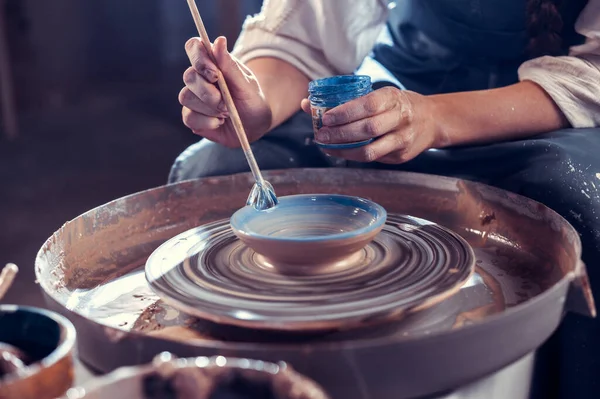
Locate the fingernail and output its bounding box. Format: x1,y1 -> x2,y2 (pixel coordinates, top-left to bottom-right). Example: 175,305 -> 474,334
219,112 -> 229,119
185,38 -> 198,51
218,102 -> 228,112
221,36 -> 228,52
322,114 -> 335,126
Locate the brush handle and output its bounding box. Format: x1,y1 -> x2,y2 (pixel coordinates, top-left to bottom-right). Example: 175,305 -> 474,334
185,0 -> 266,186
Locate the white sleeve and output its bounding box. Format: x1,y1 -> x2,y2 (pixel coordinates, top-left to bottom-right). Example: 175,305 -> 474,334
231,0 -> 389,80
518,0 -> 600,128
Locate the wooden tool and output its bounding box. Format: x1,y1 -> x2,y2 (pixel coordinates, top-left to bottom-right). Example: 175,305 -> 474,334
185,0 -> 278,210
0,263 -> 18,301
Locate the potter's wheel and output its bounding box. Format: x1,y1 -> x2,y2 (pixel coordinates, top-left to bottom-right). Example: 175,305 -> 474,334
34,169 -> 595,399
146,215 -> 474,331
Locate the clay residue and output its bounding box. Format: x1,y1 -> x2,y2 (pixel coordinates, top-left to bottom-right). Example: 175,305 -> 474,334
480,211 -> 496,226
143,357 -> 330,399
31,168 -> 591,357
36,175 -> 250,296
37,169 -> 582,300
0,342 -> 29,378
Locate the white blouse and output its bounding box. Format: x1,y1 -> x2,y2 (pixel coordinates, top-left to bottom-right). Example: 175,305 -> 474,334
232,0 -> 600,128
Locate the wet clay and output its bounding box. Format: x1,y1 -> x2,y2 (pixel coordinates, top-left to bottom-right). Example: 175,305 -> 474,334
145,214 -> 474,332
41,169 -> 588,339
0,343 -> 29,378
78,355 -> 330,399
143,368 -> 280,399
33,169 -> 595,399
36,169 -> 589,301
70,257 -> 513,345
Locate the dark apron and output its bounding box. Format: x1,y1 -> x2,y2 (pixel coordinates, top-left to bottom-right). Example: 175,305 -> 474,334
370,0 -> 587,94
169,2 -> 599,398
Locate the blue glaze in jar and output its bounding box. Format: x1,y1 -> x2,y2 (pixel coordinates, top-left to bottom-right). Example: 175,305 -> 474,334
308,75 -> 373,149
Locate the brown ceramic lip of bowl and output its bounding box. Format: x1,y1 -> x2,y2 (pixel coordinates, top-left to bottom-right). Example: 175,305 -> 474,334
64,352 -> 330,399
230,194 -> 387,267
0,305 -> 76,399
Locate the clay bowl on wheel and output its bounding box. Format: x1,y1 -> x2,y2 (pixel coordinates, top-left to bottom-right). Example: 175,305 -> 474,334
64,352 -> 330,399
230,194 -> 387,269
0,305 -> 76,399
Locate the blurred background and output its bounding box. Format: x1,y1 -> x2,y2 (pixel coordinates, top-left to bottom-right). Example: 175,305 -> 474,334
0,0 -> 263,305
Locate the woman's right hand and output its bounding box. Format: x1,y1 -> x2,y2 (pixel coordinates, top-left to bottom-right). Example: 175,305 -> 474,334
179,36 -> 272,148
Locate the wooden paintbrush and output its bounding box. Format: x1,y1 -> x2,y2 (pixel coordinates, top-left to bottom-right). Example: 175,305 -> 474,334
185,0 -> 278,210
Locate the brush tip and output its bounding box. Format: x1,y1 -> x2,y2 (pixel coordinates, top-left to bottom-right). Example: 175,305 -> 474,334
247,182 -> 278,210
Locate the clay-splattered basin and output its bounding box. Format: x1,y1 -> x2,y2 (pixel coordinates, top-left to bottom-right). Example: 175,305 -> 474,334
230,194 -> 387,266
34,169 -> 596,399
0,306 -> 76,399
64,352 -> 330,399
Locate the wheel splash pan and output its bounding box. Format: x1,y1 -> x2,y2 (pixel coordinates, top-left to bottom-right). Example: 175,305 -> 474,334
35,169 -> 595,399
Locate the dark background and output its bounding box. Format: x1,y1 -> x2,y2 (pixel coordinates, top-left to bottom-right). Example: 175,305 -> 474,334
0,0 -> 263,305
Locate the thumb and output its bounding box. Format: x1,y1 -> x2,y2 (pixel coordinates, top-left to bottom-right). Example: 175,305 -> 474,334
213,36 -> 250,93
300,98 -> 311,114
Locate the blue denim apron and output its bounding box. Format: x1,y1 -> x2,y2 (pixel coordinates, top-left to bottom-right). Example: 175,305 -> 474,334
368,0 -> 587,93
170,2 -> 599,398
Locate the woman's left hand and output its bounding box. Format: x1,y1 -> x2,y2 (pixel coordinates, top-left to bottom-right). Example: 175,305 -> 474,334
301,87 -> 445,164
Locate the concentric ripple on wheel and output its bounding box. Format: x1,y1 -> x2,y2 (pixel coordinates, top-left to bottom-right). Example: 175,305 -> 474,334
145,214 -> 475,332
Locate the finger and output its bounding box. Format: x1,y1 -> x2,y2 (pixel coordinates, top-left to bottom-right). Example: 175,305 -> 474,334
301,98 -> 311,114
192,128 -> 242,149
324,132 -> 408,163
322,87 -> 399,126
182,67 -> 224,110
316,110 -> 403,144
185,38 -> 219,83
182,107 -> 225,131
213,36 -> 252,95
178,87 -> 229,118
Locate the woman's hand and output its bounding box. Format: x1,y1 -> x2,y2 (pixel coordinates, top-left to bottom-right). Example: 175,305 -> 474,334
301,87 -> 446,164
179,36 -> 272,148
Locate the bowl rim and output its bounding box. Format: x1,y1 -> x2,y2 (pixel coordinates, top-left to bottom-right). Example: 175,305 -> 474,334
0,305 -> 77,386
64,352 -> 330,399
230,194 -> 387,243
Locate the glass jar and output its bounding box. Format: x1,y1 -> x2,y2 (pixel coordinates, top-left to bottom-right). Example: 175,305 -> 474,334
308,75 -> 373,149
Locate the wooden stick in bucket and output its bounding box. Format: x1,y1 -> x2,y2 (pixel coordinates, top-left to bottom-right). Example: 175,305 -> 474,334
0,263 -> 18,301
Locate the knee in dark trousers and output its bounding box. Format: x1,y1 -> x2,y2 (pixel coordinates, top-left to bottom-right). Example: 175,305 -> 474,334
168,111 -> 331,183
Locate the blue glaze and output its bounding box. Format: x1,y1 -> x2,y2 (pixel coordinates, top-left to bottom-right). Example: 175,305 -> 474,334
314,138 -> 373,150
230,194 -> 387,243
309,76 -> 373,150
308,75 -> 372,109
